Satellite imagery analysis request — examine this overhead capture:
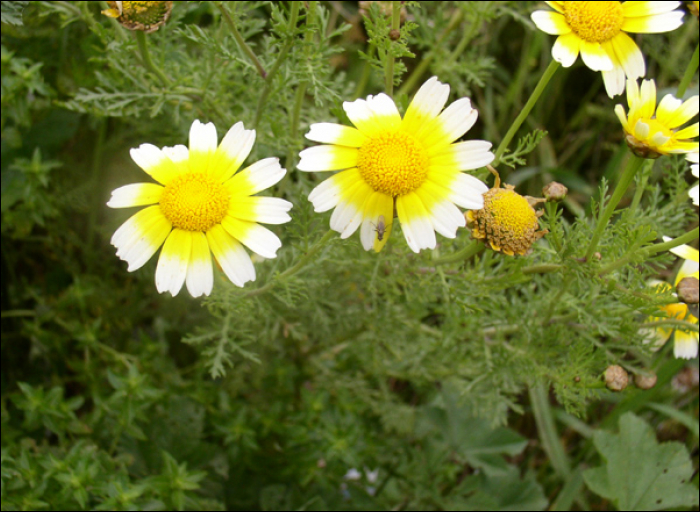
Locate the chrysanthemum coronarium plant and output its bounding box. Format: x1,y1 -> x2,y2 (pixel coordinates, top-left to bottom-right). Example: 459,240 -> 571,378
15,4 -> 700,507
108,120 -> 292,297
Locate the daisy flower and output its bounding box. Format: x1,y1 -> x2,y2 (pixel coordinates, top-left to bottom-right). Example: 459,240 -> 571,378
297,77 -> 493,253
108,120 -> 292,297
531,2 -> 684,97
644,241 -> 699,359
614,79 -> 699,158
687,152 -> 699,206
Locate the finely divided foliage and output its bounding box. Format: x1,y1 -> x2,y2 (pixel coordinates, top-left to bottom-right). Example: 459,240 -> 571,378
2,2 -> 699,511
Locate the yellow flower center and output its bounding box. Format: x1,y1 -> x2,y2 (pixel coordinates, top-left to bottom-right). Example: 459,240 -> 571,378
357,131 -> 428,197
563,1 -> 624,43
467,185 -> 545,256
159,172 -> 229,232
102,1 -> 172,32
660,302 -> 688,320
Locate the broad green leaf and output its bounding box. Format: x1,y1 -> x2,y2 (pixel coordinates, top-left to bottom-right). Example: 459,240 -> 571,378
583,413 -> 698,511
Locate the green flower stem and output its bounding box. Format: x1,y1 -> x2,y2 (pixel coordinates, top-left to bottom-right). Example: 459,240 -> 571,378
254,1 -> 300,128
585,155 -> 645,261
245,229 -> 336,298
529,383 -> 571,480
493,59 -> 560,165
599,227 -> 699,275
677,43 -> 699,98
354,44 -> 375,99
521,263 -> 564,275
628,159 -> 653,214
217,2 -> 266,79
384,1 -> 402,97
286,2 -> 316,171
134,31 -> 171,87
397,8 -> 464,97
432,240 -> 484,266
641,319 -> 699,332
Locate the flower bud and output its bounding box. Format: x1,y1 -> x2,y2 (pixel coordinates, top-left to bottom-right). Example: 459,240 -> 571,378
542,181 -> 568,202
605,365 -> 628,391
676,276 -> 699,304
634,373 -> 657,390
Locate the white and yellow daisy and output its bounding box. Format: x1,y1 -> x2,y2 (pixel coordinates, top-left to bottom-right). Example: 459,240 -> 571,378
108,120 -> 292,297
531,2 -> 685,97
297,77 -> 493,253
687,152 -> 699,206
614,79 -> 699,158
645,241 -> 699,359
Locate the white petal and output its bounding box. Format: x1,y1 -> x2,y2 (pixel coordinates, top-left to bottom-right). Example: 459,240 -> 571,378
155,229 -> 192,297
185,232 -> 213,298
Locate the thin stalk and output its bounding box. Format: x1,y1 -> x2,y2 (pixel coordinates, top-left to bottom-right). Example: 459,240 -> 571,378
217,2 -> 266,78
628,159 -> 653,214
254,1 -> 300,128
493,60 -> 560,165
397,8 -> 464,97
384,1 -> 402,97
245,230 -> 335,297
521,263 -> 564,275
432,240 -> 484,266
599,227 -> 699,275
677,43 -> 699,98
529,383 -> 571,479
353,44 -> 374,99
134,31 -> 171,86
641,319 -> 699,332
585,155 -> 645,261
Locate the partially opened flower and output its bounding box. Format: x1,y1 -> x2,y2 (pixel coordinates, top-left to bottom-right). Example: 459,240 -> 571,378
298,77 -> 493,253
644,241 -> 699,359
531,2 -> 684,97
687,152 -> 699,206
614,79 -> 699,158
108,120 -> 292,297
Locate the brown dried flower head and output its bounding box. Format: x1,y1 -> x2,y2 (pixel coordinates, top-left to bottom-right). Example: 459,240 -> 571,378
466,169 -> 547,256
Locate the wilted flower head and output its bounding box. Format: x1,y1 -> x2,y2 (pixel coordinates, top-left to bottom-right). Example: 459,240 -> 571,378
614,79 -> 699,159
466,172 -> 547,256
102,1 -> 173,33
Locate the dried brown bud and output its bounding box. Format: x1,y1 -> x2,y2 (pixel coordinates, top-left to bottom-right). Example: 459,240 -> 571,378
389,29 -> 401,40
634,373 -> 657,390
605,365 -> 629,391
677,276 -> 699,304
542,181 -> 568,202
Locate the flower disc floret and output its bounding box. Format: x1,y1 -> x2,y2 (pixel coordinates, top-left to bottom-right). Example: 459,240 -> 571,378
160,173 -> 229,231
563,1 -> 624,43
357,131 -> 428,197
467,184 -> 546,257
102,1 -> 173,32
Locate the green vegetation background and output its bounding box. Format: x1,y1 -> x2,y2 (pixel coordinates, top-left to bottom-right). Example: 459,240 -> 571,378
1,1 -> 698,510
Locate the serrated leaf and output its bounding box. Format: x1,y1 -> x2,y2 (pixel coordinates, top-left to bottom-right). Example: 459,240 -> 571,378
583,413 -> 698,511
